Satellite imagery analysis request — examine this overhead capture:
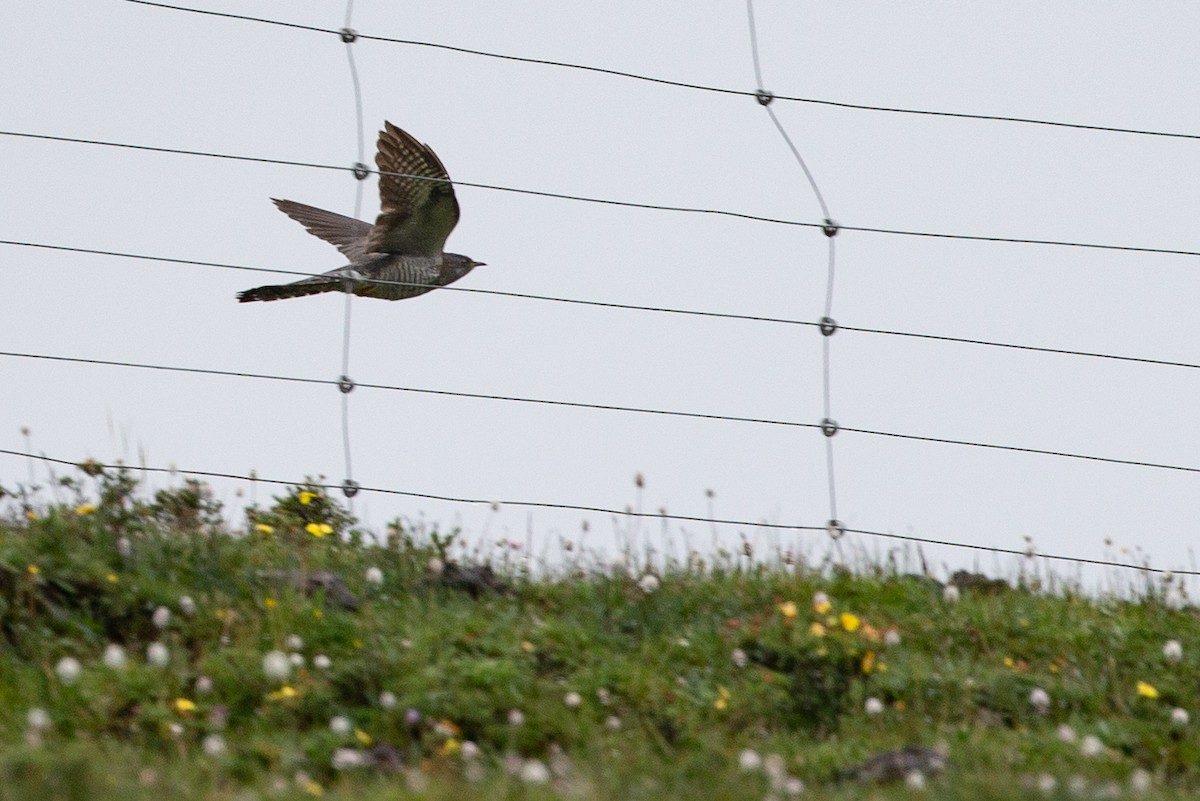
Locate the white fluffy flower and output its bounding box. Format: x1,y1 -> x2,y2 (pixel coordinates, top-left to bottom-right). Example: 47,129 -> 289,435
202,734 -> 226,756
195,676 -> 214,695
168,722 -> 184,738
460,741 -> 481,760
864,697 -> 884,716
906,770 -> 927,791
103,644 -> 127,670
285,634 -> 304,651
738,749 -> 762,771
519,759 -> 550,784
26,708 -> 51,731
507,709 -> 525,726
289,653 -> 305,667
329,716 -> 352,736
428,557 -> 445,576
1056,723 -> 1077,743
55,657 -> 81,684
331,748 -> 365,770
1029,687 -> 1051,713
637,573 -> 660,593
784,776 -> 805,795
1163,639 -> 1183,663
1080,734 -> 1104,758
152,606 -> 171,630
1170,707 -> 1189,727
1036,773 -> 1057,795
147,642 -> 169,667
313,654 -> 332,670
605,715 -> 621,730
1129,768 -> 1151,794
117,536 -> 132,558
365,566 -> 384,586
379,691 -> 398,710
884,628 -> 902,647
262,649 -> 290,680
178,595 -> 196,617
731,648 -> 748,668
563,691 -> 582,709
942,584 -> 960,603
1164,586 -> 1186,611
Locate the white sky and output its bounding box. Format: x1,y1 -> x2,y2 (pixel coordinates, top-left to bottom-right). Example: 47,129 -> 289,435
3,1 -> 1199,591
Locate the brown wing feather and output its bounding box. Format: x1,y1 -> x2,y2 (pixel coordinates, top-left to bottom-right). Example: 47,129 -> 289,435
364,122 -> 461,256
272,199 -> 373,263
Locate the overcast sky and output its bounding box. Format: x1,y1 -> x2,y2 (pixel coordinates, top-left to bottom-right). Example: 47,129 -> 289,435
4,1 -> 1199,592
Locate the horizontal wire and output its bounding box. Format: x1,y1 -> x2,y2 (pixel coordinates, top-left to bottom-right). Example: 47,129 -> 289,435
2,445 -> 1192,575
123,0 -> 1200,143
6,239 -> 1200,374
6,129 -> 1200,259
4,348 -> 1199,476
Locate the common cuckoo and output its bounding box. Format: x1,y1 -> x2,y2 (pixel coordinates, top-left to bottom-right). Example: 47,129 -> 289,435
238,121 -> 483,303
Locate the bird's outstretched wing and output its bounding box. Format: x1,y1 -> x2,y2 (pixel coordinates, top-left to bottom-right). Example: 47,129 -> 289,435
364,121 -> 461,256
272,199 -> 373,263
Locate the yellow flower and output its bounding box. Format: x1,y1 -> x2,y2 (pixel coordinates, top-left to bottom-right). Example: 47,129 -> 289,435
439,738 -> 461,756
1003,656 -> 1015,668
174,698 -> 197,714
877,662 -> 888,673
312,608 -> 323,619
303,779 -> 323,796
75,504 -> 96,516
714,686 -> 731,711
299,491 -> 317,505
353,639 -> 363,649
305,522 -> 333,537
26,564 -> 39,576
521,641 -> 535,653
861,650 -> 877,674
255,523 -> 274,535
268,685 -> 299,701
809,621 -> 827,637
778,601 -> 798,619
106,573 -> 119,583
813,598 -> 832,615
354,728 -> 373,746
25,511 -> 37,522
840,612 -> 861,632
264,597 -> 277,609
1137,681 -> 1159,699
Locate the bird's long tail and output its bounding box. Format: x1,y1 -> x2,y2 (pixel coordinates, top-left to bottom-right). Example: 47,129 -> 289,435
237,279 -> 346,303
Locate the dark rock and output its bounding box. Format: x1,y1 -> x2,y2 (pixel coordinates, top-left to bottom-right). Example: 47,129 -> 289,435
441,562 -> 509,598
839,746 -> 947,783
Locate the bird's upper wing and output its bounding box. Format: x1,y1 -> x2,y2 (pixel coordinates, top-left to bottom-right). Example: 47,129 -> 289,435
272,199 -> 373,263
364,121 -> 461,256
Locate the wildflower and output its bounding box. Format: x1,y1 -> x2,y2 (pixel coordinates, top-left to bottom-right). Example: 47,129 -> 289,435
26,564 -> 39,577
1170,707 -> 1189,727
264,597 -> 277,609
1162,639 -> 1182,663
942,584 -> 960,603
439,738 -> 461,756
637,573 -> 660,593
313,654 -> 332,670
1164,586 -> 1186,611
864,697 -> 884,716
147,642 -> 169,667
179,596 -> 196,617
840,612 -> 861,632
1080,735 -> 1104,758
1136,681 -> 1159,699
564,691 -> 582,709
861,650 -> 877,674
1129,768 -> 1151,795
906,770 -> 927,790
605,715 -> 622,730
778,601 -> 799,619
784,776 -> 805,795
428,557 -> 445,575
25,511 -> 37,522
289,653 -> 305,667
285,634 -> 304,651
103,644 -> 127,670
202,734 -> 226,757
298,491 -> 317,505
365,566 -> 384,586
520,640 -> 535,654
106,573 -> 119,584
354,728 -> 372,746
262,650 -> 290,680
152,606 -> 171,629
597,687 -> 611,704
519,759 -> 550,784
1056,724 -> 1077,743
809,621 -> 827,637
255,523 -> 274,535
174,698 -> 196,714
55,656 -> 81,684
167,722 -> 184,739
379,691 -> 397,710
738,749 -> 762,771
305,522 -> 333,537
507,709 -> 525,726
117,537 -> 132,557
884,628 -> 902,646
812,591 -> 832,614
75,504 -> 96,516
331,748 -> 365,771
731,648 -> 748,668
329,716 -> 352,736
1036,774 -> 1057,794
714,686 -> 730,711
26,708 -> 51,731
303,779 -> 323,796
195,676 -> 214,695
1003,657 -> 1015,668
267,685 -> 298,701
1029,687 -> 1051,713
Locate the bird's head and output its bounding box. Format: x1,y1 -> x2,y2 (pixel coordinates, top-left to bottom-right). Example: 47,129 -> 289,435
445,253 -> 485,277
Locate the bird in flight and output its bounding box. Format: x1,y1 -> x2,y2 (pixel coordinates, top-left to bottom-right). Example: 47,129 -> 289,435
238,121 -> 483,303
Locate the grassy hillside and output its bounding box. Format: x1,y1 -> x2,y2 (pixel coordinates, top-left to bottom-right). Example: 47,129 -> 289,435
0,463 -> 1196,800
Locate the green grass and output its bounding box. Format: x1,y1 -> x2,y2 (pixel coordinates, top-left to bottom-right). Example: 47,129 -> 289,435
0,464 -> 1196,800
